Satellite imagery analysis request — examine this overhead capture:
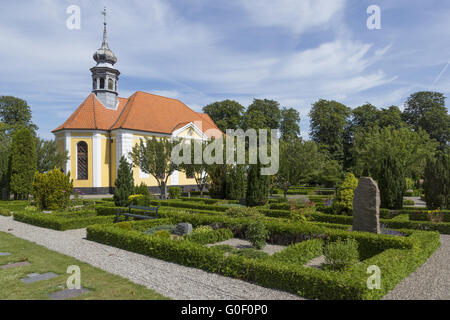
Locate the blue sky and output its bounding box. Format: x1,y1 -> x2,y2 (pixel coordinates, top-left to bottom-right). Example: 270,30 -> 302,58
1,0 -> 450,139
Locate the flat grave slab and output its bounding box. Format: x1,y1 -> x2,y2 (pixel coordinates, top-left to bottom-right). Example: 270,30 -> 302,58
49,288 -> 90,300
0,261 -> 31,269
20,272 -> 58,283
0,252 -> 11,256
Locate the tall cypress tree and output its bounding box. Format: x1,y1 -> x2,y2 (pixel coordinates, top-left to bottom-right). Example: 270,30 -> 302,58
8,127 -> 36,200
246,163 -> 269,207
378,154 -> 405,209
423,150 -> 450,209
226,164 -> 246,200
114,156 -> 135,207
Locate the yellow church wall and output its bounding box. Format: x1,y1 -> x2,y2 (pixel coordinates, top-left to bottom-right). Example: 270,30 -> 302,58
110,134 -> 117,187
101,134 -> 111,188
71,137 -> 93,188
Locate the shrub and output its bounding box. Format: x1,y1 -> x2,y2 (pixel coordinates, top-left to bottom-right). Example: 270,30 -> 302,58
225,164 -> 246,201
114,156 -> 134,207
186,226 -> 233,245
271,239 -> 324,265
246,220 -> 269,250
168,187 -> 181,199
332,173 -> 358,215
32,167 -> 73,210
128,194 -> 153,207
135,182 -> 151,197
246,163 -> 269,207
423,151 -> 450,210
324,238 -> 359,271
8,127 -> 37,200
154,230 -> 171,239
0,207 -> 12,216
403,199 -> 415,206
117,221 -> 132,230
378,154 -> 406,210
225,207 -> 262,219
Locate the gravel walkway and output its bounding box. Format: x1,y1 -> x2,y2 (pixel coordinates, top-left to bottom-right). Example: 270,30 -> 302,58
0,216 -> 301,300
383,234 -> 450,300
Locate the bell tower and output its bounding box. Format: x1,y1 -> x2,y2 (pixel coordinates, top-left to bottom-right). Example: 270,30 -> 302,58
90,7 -> 120,109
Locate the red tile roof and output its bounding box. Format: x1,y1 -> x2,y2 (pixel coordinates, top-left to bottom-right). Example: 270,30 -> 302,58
53,92 -> 222,138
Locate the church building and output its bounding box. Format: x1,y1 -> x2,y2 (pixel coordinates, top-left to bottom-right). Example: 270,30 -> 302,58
53,12 -> 221,194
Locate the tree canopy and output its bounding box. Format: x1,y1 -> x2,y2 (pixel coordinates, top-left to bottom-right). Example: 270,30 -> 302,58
309,99 -> 350,164
203,100 -> 245,132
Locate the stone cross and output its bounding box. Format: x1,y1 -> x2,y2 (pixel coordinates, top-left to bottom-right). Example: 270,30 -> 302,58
353,177 -> 381,234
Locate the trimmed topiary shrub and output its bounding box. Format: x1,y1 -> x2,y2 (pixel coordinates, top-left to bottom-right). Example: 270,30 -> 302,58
324,238 -> 359,271
245,220 -> 269,250
168,186 -> 181,199
32,167 -> 73,210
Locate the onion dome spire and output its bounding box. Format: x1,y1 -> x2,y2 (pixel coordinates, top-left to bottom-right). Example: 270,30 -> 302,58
93,7 -> 117,65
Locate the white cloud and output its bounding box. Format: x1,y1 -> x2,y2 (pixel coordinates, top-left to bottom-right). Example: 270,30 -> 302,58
238,0 -> 347,35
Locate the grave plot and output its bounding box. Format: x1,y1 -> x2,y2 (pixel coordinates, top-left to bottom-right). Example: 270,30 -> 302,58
86,209 -> 441,300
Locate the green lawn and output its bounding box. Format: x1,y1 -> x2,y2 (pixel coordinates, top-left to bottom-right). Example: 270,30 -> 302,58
0,231 -> 168,300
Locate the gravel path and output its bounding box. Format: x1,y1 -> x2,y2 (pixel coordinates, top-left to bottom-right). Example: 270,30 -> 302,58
404,196 -> 426,208
0,216 -> 301,300
383,234 -> 450,300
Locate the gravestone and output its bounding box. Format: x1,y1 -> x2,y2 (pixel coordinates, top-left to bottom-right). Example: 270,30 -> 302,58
49,288 -> 90,300
353,177 -> 381,234
0,261 -> 31,269
0,252 -> 11,256
174,223 -> 193,236
21,272 -> 58,283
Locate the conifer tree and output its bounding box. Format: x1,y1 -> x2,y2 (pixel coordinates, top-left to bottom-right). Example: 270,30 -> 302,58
246,163 -> 269,206
226,164 -> 246,200
423,150 -> 450,209
114,156 -> 135,207
378,154 -> 406,209
8,127 -> 36,200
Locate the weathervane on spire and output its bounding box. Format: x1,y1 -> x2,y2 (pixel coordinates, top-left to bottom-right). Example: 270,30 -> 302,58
102,6 -> 107,25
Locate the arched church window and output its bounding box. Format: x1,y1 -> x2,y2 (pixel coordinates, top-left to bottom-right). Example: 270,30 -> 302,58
108,79 -> 114,90
100,78 -> 105,89
77,141 -> 88,180
93,78 -> 97,90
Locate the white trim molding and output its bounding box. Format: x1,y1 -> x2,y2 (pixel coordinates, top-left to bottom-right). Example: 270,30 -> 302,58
171,170 -> 179,186
115,130 -> 134,173
93,131 -> 102,188
64,132 -> 71,176
171,122 -> 208,141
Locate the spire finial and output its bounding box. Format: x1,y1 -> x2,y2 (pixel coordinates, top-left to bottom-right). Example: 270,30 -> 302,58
101,6 -> 107,46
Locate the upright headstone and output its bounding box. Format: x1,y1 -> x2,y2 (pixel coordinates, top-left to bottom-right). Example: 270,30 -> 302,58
353,177 -> 381,234
174,223 -> 193,236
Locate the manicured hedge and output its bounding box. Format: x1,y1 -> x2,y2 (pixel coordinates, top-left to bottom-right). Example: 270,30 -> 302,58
86,219 -> 439,300
0,208 -> 12,217
186,228 -> 234,245
13,211 -> 118,231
